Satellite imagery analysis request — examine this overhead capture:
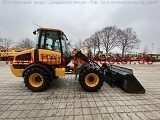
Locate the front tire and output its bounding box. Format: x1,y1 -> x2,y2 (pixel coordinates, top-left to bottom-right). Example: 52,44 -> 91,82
24,67 -> 49,92
54,76 -> 59,79
79,66 -> 104,92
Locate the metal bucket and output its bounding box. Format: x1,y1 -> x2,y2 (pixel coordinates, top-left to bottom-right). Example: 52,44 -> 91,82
103,64 -> 145,94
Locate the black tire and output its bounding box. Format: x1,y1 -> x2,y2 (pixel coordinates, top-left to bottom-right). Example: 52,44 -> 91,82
24,67 -> 50,92
78,72 -> 83,83
54,76 -> 59,79
78,67 -> 86,83
79,66 -> 104,92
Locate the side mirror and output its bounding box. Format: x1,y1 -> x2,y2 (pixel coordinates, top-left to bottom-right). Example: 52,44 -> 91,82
33,30 -> 36,35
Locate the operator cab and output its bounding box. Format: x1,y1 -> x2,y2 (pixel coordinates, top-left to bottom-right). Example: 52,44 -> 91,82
33,28 -> 71,65
34,28 -> 69,55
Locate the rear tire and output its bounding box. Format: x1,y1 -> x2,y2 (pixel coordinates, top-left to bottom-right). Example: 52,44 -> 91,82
54,76 -> 59,79
24,67 -> 49,92
79,66 -> 104,92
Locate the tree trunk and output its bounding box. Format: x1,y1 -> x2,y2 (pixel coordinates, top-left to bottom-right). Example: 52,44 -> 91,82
106,49 -> 108,56
98,47 -> 100,52
94,50 -> 96,56
106,47 -> 108,55
122,47 -> 125,57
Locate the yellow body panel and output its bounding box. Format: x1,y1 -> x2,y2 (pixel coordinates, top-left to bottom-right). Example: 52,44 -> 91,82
0,52 -> 8,57
10,48 -> 66,77
10,65 -> 23,77
157,56 -> 160,61
13,49 -> 35,63
72,48 -> 86,65
130,56 -> 138,61
0,52 -> 14,60
9,49 -> 35,77
8,47 -> 15,52
55,68 -> 65,76
14,48 -> 34,56
39,49 -> 61,65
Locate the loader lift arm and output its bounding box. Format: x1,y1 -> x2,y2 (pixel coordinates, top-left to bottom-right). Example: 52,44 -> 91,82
73,49 -> 145,93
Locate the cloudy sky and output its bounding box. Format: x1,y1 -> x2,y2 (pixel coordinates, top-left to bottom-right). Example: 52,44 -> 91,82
0,0 -> 160,54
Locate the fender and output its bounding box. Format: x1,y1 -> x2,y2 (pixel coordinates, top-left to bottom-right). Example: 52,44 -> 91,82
77,63 -> 92,75
22,63 -> 55,79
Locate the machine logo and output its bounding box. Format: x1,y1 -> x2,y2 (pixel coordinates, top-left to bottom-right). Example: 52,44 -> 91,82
45,54 -> 57,59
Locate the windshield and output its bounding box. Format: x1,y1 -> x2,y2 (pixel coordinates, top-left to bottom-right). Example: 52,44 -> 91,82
35,31 -> 40,48
61,34 -> 68,55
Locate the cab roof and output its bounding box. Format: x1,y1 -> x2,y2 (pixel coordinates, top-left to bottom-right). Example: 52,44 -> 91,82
37,28 -> 62,32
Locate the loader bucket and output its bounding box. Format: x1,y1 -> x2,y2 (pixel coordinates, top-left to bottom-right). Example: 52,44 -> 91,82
105,65 -> 145,94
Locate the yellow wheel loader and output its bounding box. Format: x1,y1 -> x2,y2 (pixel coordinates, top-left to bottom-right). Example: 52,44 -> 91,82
0,49 -> 14,61
10,28 -> 145,93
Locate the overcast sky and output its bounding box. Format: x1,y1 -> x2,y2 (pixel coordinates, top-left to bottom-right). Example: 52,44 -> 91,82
0,0 -> 160,54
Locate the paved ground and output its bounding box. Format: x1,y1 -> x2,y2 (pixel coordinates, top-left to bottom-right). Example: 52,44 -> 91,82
0,61 -> 160,120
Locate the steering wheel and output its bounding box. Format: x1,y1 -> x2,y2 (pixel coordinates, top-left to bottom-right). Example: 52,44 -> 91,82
45,44 -> 53,50
54,46 -> 60,52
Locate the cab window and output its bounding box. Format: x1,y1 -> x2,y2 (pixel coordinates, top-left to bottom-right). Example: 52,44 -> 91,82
39,31 -> 61,52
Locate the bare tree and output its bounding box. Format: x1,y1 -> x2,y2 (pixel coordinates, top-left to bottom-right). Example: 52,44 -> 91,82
93,31 -> 101,51
83,38 -> 93,51
90,38 -> 97,56
90,31 -> 101,55
74,39 -> 83,50
17,38 -> 35,49
0,37 -> 14,51
99,26 -> 118,55
67,40 -> 74,52
83,38 -> 94,57
0,45 -> 3,51
143,45 -> 149,55
117,28 -> 140,56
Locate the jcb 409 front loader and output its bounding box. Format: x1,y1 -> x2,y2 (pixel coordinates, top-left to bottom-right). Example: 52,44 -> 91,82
9,28 -> 145,93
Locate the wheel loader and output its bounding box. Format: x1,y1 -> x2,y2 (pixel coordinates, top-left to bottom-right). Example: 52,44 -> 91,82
0,47 -> 15,61
9,28 -> 145,93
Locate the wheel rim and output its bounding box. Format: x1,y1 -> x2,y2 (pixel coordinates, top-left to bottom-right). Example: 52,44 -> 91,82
29,73 -> 43,87
85,73 -> 99,87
